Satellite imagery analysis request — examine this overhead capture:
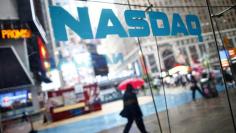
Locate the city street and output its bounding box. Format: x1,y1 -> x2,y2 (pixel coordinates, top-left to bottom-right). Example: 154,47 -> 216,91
101,89 -> 236,133
36,85 -> 236,133
1,1 -> 236,133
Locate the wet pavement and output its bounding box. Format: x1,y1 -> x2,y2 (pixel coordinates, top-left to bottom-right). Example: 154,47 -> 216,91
100,91 -> 236,133
37,84 -> 236,133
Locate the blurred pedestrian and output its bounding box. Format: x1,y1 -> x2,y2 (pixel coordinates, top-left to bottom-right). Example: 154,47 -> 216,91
189,73 -> 206,100
43,97 -> 52,124
22,112 -> 37,133
208,72 -> 218,97
120,84 -> 148,133
223,70 -> 234,83
180,75 -> 187,87
223,69 -> 235,88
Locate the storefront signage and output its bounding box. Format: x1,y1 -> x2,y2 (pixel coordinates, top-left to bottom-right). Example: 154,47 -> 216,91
1,29 -> 32,39
49,6 -> 203,42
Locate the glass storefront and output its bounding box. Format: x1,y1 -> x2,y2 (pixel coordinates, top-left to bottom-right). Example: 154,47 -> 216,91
1,0 -> 236,133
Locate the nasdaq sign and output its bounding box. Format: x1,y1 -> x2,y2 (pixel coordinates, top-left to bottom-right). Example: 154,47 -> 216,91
49,6 -> 203,42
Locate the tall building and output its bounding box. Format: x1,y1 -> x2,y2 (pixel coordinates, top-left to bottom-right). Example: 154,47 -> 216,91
49,0 -> 236,78
109,0 -> 236,76
0,0 -> 54,120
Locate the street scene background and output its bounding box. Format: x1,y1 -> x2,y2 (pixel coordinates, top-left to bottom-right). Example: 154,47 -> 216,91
1,0 -> 236,133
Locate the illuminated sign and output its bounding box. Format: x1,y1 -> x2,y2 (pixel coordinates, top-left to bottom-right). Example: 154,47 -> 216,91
1,29 -> 32,39
49,6 -> 203,42
37,37 -> 50,71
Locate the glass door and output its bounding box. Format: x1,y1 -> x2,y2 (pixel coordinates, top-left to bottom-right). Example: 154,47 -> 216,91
37,0 -> 236,133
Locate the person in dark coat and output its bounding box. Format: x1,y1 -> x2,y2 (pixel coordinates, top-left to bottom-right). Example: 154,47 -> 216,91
223,70 -> 234,83
121,84 -> 148,133
189,74 -> 206,100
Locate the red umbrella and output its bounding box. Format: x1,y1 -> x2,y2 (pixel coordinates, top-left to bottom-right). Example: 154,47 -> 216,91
118,78 -> 145,90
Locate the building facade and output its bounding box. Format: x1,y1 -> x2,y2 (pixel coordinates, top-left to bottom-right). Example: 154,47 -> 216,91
109,0 -> 236,77
0,0 -> 54,121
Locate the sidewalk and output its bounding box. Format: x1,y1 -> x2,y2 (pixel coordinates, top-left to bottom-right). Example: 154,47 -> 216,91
100,89 -> 236,133
35,96 -> 153,131
37,86 -> 236,133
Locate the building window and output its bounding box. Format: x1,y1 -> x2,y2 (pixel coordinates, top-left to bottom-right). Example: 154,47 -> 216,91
147,54 -> 158,73
199,44 -> 207,55
189,46 -> 199,62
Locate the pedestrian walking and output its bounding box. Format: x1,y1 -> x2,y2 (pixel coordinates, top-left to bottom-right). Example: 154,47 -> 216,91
207,72 -> 218,97
120,84 -> 148,133
223,69 -> 235,88
223,70 -> 234,83
22,112 -> 38,133
189,73 -> 206,100
43,96 -> 52,124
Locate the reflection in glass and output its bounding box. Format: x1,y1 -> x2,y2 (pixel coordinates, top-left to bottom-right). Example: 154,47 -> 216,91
2,0 -> 236,133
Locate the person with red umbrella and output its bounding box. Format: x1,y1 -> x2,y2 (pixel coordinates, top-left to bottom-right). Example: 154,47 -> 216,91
120,84 -> 148,133
118,78 -> 145,90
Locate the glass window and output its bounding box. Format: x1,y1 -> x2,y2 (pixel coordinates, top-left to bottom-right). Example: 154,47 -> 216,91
147,54 -> 158,73
2,1 -> 236,133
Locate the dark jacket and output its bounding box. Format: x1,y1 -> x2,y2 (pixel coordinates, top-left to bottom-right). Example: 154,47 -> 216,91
121,87 -> 143,118
223,70 -> 233,83
190,75 -> 198,85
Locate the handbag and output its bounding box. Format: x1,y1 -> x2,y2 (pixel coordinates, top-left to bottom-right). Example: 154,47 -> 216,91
119,109 -> 128,118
